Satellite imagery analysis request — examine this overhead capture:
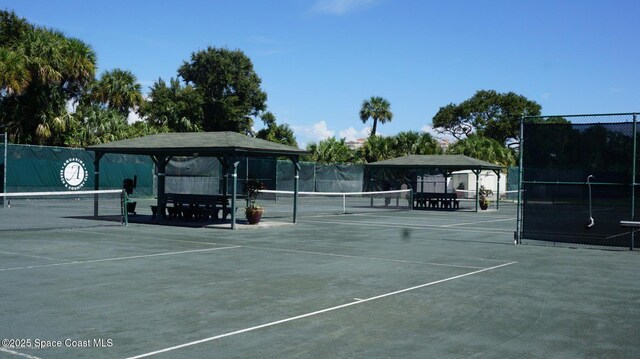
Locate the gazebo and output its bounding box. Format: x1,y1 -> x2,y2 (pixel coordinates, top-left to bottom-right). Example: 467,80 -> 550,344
87,132 -> 307,229
365,155 -> 505,211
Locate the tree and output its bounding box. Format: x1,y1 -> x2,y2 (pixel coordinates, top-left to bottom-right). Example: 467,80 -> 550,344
0,48 -> 30,95
359,135 -> 395,163
359,96 -> 393,137
178,47 -> 267,134
67,104 -> 129,146
0,11 -> 32,95
392,131 -> 443,157
432,90 -> 541,146
140,78 -> 202,132
255,112 -> 297,147
0,11 -> 96,144
90,69 -> 143,117
447,134 -> 516,168
305,137 -> 353,163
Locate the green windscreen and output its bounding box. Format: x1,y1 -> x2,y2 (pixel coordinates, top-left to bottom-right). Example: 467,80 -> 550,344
520,114 -> 638,248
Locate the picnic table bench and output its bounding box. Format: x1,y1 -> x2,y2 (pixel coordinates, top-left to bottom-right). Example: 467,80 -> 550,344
151,193 -> 241,221
413,192 -> 459,210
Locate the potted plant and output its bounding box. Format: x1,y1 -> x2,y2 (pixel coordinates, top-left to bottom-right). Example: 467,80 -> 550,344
479,185 -> 493,210
244,179 -> 265,224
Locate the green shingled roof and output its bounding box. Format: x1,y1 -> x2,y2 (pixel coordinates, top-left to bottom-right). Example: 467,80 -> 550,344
86,132 -> 307,157
365,155 -> 503,170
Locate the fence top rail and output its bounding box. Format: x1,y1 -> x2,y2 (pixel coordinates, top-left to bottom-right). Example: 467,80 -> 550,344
0,189 -> 124,198
524,112 -> 638,119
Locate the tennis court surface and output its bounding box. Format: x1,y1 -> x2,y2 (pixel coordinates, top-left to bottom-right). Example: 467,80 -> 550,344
2,206 -> 639,358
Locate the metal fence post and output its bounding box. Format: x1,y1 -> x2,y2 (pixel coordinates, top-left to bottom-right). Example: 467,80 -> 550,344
516,116 -> 525,244
631,113 -> 637,250
3,133 -> 7,208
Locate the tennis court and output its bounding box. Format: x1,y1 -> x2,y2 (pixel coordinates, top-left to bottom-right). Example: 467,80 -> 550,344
1,204 -> 639,358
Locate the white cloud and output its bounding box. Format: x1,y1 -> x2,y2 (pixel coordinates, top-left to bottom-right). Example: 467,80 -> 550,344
312,0 -> 378,15
293,120 -> 335,147
339,126 -> 370,141
420,124 -> 436,135
310,120 -> 335,139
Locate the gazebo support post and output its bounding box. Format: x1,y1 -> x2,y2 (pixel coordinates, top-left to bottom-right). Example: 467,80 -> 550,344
93,152 -> 104,217
441,169 -> 449,194
151,155 -> 171,222
472,169 -> 481,212
291,157 -> 300,224
493,170 -> 502,210
230,160 -> 239,230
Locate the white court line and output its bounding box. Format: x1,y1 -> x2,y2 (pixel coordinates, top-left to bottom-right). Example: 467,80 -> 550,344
126,261 -> 516,359
0,347 -> 42,359
439,217 -> 516,228
0,250 -> 60,261
0,246 -> 239,272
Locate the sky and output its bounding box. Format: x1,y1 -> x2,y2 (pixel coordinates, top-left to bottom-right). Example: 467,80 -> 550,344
3,0 -> 640,146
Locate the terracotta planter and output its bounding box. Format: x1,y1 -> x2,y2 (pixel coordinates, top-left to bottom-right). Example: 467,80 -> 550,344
245,207 -> 264,224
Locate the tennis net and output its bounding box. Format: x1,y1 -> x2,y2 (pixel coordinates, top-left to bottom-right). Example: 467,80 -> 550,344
255,189 -> 412,218
454,189 -> 521,207
0,189 -> 126,232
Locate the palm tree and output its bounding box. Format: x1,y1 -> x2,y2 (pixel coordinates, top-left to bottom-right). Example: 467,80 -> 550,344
359,96 -> 393,137
0,48 -> 30,94
305,137 -> 353,163
360,135 -> 395,163
1,22 -> 97,145
447,134 -> 516,168
91,69 -> 143,117
394,131 -> 443,156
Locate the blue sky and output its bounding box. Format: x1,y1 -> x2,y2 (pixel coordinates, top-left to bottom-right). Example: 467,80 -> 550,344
3,0 -> 639,146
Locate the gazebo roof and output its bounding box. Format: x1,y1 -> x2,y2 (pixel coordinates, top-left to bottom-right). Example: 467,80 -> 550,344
86,131 -> 307,157
365,155 -> 503,171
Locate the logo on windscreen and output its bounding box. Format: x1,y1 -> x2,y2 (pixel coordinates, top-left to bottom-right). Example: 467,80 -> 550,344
60,158 -> 87,190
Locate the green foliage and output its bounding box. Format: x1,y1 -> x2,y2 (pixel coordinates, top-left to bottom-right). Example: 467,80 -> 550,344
447,134 -> 516,168
432,89 -> 541,146
178,47 -> 267,134
360,131 -> 442,163
90,69 -> 143,117
244,179 -> 265,209
140,78 -> 203,132
0,10 -> 97,145
256,123 -> 298,147
255,112 -> 297,147
359,96 -> 392,137
393,131 -> 443,156
359,135 -> 395,163
305,137 -> 354,163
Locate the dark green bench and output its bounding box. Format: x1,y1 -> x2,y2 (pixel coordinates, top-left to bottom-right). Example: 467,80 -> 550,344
413,192 -> 459,210
151,194 -> 241,221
